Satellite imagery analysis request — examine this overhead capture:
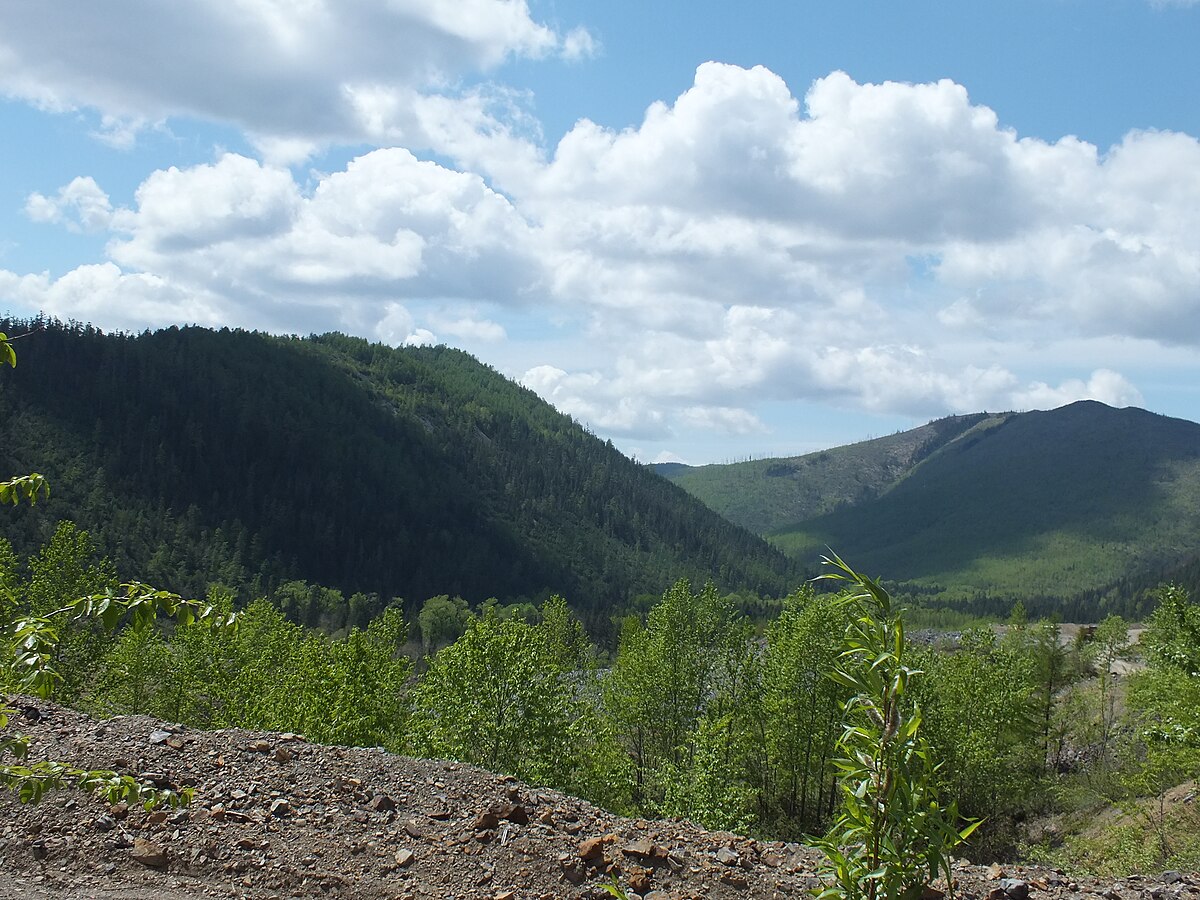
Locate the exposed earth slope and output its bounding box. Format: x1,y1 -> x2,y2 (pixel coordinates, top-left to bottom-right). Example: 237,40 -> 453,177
4,697 -> 1193,900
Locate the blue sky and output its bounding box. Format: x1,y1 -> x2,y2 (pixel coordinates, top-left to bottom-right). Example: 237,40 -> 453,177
2,0 -> 1199,464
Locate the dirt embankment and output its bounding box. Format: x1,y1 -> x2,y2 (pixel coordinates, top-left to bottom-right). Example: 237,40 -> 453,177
2,696 -> 1196,900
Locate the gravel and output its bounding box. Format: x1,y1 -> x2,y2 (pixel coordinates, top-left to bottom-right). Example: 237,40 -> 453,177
2,696 -> 1196,900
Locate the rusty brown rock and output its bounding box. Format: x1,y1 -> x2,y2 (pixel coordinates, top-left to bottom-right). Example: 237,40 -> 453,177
629,871 -> 653,894
130,837 -> 169,869
474,810 -> 501,830
578,836 -> 607,863
369,793 -> 395,812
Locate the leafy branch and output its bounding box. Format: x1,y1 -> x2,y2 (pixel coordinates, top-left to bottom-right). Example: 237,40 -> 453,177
0,473 -> 49,506
0,708 -> 191,808
8,582 -> 237,699
2,582 -> 235,807
813,552 -> 980,900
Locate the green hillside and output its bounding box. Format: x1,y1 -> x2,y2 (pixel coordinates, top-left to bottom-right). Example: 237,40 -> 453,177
771,402 -> 1200,601
0,319 -> 799,624
658,403 -> 1200,607
656,412 -> 994,534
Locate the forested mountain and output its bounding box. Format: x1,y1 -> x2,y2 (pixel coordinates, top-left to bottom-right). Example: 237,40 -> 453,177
660,403 -> 1200,610
0,319 -> 799,624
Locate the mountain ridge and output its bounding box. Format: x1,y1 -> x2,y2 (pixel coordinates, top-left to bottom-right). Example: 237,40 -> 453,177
658,401 -> 1200,607
654,411 -> 999,533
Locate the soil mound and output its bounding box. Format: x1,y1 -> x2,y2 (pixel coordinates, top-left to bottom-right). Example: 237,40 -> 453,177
2,696 -> 1195,900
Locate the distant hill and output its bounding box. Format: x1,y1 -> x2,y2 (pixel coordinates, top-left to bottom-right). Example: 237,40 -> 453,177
653,413 -> 995,534
0,319 -> 799,625
659,403 -> 1200,607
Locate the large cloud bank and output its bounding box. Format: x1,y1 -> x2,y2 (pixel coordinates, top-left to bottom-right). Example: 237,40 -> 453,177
3,5 -> 1195,439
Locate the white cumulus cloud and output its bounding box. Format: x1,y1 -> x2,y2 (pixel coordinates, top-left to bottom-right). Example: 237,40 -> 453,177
9,149 -> 540,337
25,177 -> 114,233
497,65 -> 1200,436
0,263 -> 228,331
1011,369 -> 1145,411
0,0 -> 589,155
429,315 -> 507,343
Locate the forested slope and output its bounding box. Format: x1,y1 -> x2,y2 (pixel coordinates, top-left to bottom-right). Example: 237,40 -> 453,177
0,319 -> 798,622
655,413 -> 992,534
657,402 -> 1200,611
769,401 -> 1200,603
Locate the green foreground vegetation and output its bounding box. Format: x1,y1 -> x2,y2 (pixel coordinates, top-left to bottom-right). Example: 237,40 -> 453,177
4,517 -> 1200,876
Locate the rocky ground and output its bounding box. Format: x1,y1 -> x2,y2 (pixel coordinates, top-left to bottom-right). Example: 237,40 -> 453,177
2,696 -> 1196,900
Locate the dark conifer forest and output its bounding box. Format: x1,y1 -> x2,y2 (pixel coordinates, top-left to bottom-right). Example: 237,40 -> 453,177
0,318 -> 798,628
